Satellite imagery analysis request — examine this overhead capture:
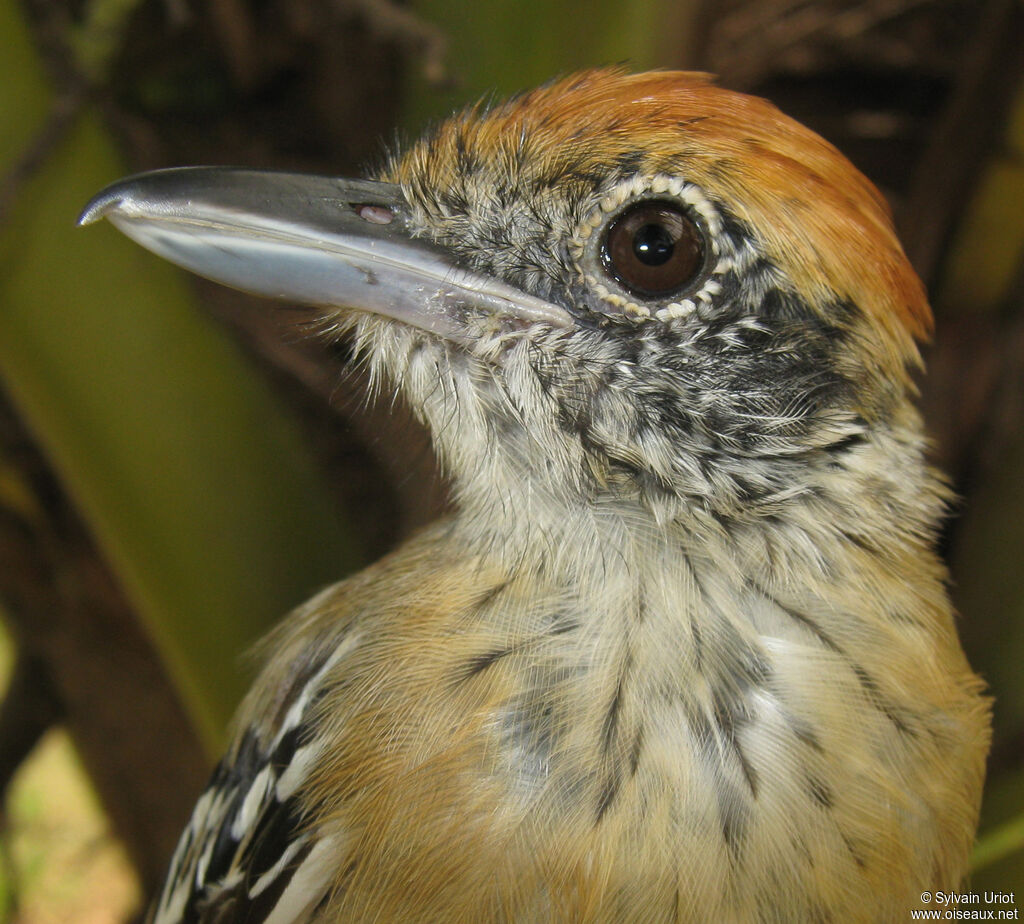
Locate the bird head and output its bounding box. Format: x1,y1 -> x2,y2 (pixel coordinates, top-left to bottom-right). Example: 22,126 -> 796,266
81,69 -> 933,534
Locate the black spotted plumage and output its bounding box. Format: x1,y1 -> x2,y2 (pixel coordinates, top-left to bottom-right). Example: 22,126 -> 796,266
149,652 -> 337,924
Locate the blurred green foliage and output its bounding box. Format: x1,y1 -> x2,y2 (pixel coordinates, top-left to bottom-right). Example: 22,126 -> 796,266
0,0 -> 356,749
402,0 -> 687,128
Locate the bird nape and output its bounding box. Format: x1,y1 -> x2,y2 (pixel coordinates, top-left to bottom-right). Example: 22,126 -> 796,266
80,69 -> 989,924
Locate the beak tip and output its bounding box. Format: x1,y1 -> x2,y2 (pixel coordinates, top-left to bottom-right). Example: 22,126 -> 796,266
78,189 -> 122,227
79,172 -> 159,227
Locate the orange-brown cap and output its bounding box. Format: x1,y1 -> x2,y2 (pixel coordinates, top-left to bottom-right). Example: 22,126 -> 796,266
393,69 -> 930,374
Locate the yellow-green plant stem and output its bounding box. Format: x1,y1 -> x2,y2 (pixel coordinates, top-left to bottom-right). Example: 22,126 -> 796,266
0,0 -> 355,752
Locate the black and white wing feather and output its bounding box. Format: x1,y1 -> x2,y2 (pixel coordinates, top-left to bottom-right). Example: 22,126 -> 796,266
148,641 -> 352,924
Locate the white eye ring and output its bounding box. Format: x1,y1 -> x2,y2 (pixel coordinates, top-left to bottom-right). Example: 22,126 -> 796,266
570,174 -> 731,321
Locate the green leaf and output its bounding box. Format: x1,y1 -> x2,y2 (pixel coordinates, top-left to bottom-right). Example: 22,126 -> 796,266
0,0 -> 357,751
402,0 -> 695,129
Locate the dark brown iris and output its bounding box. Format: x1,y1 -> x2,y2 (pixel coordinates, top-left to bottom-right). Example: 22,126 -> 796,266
601,200 -> 704,298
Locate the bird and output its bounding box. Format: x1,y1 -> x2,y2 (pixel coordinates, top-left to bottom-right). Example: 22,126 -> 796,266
80,69 -> 990,923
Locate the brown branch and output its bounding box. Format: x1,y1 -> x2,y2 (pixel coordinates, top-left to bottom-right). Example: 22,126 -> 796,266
900,0 -> 1024,286
709,0 -> 939,87
0,387 -> 209,899
0,87 -> 86,228
338,0 -> 449,84
209,0 -> 260,89
0,652 -> 64,794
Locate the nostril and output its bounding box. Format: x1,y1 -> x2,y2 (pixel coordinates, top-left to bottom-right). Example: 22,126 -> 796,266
355,204 -> 394,225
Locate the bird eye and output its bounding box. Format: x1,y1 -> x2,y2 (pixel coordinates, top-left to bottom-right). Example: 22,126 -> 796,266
601,201 -> 704,298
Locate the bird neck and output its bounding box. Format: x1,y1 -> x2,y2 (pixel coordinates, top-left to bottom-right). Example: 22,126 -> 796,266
356,313 -> 946,617
442,394 -> 946,624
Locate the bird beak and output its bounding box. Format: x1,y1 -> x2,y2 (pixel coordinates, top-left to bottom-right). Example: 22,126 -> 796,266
79,166 -> 573,340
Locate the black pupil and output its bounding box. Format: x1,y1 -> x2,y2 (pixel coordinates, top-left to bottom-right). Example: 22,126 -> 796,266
633,223 -> 674,266
601,199 -> 704,299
